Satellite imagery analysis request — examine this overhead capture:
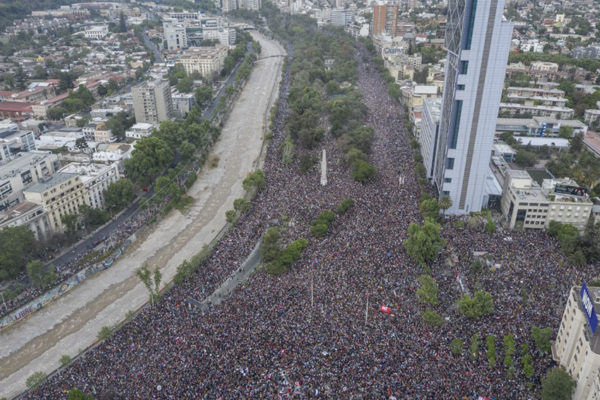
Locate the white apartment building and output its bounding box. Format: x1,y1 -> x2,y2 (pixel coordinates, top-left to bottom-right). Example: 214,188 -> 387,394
59,162 -> 120,209
554,285 -> 600,400
0,151 -> 58,213
125,122 -> 155,139
0,127 -> 36,162
83,25 -> 109,40
176,46 -> 228,78
419,97 -> 441,180
163,19 -> 187,51
501,170 -> 593,231
202,27 -> 236,46
499,103 -> 574,120
433,0 -> 513,214
93,143 -> 133,164
131,80 -> 174,125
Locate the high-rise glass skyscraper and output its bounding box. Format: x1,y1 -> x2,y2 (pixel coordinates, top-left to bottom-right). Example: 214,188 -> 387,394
433,0 -> 513,214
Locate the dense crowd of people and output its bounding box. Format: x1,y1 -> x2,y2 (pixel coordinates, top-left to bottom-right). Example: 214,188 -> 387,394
24,47 -> 600,400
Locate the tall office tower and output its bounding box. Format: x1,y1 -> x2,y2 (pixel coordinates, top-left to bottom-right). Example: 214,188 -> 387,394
132,80 -> 174,125
372,4 -> 399,36
432,0 -> 513,214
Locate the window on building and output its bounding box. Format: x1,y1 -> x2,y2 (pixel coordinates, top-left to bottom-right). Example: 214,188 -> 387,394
464,0 -> 478,50
459,60 -> 469,74
446,158 -> 455,170
457,84 -> 465,90
444,178 -> 452,183
442,190 -> 450,196
449,100 -> 463,149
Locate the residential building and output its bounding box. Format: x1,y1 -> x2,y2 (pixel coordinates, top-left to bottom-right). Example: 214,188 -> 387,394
0,201 -> 50,240
125,122 -> 155,140
372,4 -> 399,36
131,80 -> 174,125
573,45 -> 600,59
0,122 -> 36,162
83,25 -> 109,40
93,123 -> 113,143
23,172 -> 88,232
419,97 -> 441,179
499,103 -> 574,120
241,0 -> 261,11
93,143 -> 133,164
163,19 -> 188,51
176,46 -> 228,78
492,142 -> 516,163
501,171 -> 593,231
433,0 -> 513,214
554,285 -> 600,400
58,162 -> 119,209
171,92 -> 195,118
330,9 -> 355,27
585,108 -> 600,127
496,117 -> 587,137
0,151 -> 58,212
0,102 -> 34,121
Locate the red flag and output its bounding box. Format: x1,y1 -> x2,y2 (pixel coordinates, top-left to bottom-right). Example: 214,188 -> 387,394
380,305 -> 391,314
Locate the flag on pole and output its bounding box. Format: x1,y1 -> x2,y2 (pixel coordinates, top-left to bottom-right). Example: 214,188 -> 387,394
380,305 -> 391,314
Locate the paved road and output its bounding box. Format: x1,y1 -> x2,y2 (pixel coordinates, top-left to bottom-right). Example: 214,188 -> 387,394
0,32 -> 285,400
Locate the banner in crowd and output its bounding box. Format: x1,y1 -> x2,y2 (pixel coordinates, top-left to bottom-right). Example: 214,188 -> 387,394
0,240 -> 132,331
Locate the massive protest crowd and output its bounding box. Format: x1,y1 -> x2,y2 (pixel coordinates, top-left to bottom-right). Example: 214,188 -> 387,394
24,48 -> 600,399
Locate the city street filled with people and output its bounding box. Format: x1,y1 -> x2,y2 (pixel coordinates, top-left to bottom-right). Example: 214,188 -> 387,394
24,48 -> 600,400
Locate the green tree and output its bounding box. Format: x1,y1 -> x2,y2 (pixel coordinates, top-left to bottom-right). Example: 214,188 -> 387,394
438,195 -> 452,216
136,264 -> 161,306
416,274 -> 439,305
124,136 -> 173,186
195,85 -> 213,108
61,213 -> 79,234
458,290 -> 494,319
404,218 -> 445,267
422,309 -> 443,327
351,160 -> 376,183
559,126 -> 573,139
531,326 -> 553,353
470,333 -> 481,360
486,335 -> 496,367
265,238 -> 308,275
0,226 -> 37,282
419,198 -> 440,220
79,204 -> 110,228
242,170 -> 266,193
26,260 -> 56,289
515,149 -> 537,167
25,371 -> 46,389
176,76 -> 194,93
541,367 -> 575,400
103,179 -> 135,212
450,338 -> 463,356
105,111 -> 135,142
119,11 -> 127,33
60,354 -> 72,367
261,227 -> 281,263
503,334 -> 515,373
68,388 -> 95,400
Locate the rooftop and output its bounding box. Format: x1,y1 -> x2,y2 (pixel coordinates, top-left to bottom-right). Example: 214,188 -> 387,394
516,137 -> 569,148
0,152 -> 54,180
0,201 -> 43,225
414,85 -> 437,95
24,172 -> 78,193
